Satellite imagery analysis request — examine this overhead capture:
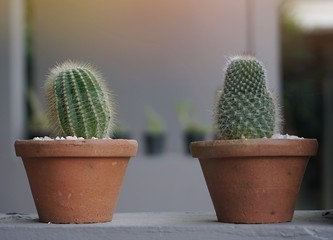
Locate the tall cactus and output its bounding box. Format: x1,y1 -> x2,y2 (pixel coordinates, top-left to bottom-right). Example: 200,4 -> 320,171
45,60 -> 114,139
214,55 -> 279,140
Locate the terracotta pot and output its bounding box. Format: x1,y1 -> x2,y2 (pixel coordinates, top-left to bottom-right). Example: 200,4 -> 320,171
190,138 -> 318,223
15,139 -> 138,224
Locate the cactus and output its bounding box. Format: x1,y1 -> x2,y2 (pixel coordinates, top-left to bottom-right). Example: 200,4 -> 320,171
214,55 -> 279,140
45,60 -> 114,139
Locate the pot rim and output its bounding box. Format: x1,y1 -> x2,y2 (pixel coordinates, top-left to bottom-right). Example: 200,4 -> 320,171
15,139 -> 138,158
190,138 -> 318,159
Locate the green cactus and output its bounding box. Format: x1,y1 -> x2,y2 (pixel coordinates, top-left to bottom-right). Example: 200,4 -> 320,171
45,61 -> 114,138
214,56 -> 279,140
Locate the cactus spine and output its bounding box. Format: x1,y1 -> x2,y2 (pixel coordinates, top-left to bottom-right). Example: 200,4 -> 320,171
214,56 -> 279,140
45,61 -> 114,138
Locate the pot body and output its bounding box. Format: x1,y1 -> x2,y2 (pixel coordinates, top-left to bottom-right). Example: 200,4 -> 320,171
191,139 -> 318,223
15,139 -> 138,224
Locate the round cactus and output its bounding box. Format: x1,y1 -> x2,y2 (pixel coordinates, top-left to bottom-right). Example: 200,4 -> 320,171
45,61 -> 114,138
214,56 -> 279,140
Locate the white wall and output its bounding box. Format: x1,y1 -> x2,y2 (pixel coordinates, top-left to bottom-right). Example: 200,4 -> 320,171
32,0 -> 280,152
0,0 -> 281,213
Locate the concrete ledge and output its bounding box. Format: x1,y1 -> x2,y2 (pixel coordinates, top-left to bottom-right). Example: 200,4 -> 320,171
0,211 -> 333,240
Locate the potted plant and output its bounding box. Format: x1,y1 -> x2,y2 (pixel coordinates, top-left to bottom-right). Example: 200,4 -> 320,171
175,99 -> 209,154
26,87 -> 51,139
190,56 -> 318,223
113,123 -> 131,139
143,107 -> 166,155
15,61 -> 138,224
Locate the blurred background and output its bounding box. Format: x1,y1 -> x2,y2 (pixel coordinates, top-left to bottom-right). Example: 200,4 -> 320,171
0,0 -> 331,213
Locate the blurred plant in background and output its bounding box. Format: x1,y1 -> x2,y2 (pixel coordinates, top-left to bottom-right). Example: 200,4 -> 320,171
280,1 -> 321,209
175,99 -> 210,154
113,123 -> 131,139
25,0 -> 51,138
144,107 -> 166,155
280,5 -> 320,138
175,99 -> 209,136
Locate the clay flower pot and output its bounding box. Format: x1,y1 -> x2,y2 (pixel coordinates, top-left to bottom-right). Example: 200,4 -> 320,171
190,138 -> 318,224
15,139 -> 138,224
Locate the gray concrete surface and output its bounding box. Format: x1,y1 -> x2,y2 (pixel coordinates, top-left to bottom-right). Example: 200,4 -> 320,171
117,153 -> 214,212
0,211 -> 333,240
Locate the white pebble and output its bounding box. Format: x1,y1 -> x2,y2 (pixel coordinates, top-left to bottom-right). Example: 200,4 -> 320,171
32,136 -> 111,140
33,136 -> 53,141
271,134 -> 304,139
